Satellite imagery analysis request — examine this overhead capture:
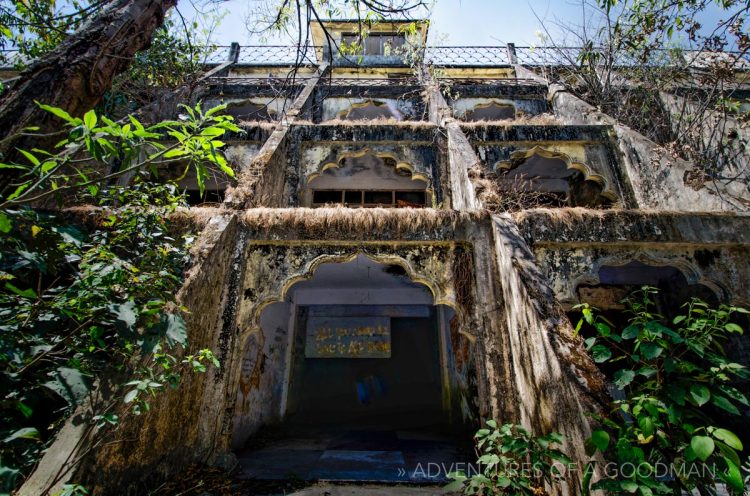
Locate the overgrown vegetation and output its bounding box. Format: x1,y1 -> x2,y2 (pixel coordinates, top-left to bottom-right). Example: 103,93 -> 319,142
0,103 -> 239,493
0,1 -> 105,67
535,0 -> 750,198
101,14 -> 222,119
447,421 -> 570,495
577,286 -> 749,494
449,288 -> 748,495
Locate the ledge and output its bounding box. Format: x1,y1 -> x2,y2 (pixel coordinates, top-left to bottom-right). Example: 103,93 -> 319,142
514,208 -> 750,247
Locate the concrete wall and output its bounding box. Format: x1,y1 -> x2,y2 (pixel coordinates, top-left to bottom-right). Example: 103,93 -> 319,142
21,58 -> 750,496
320,96 -> 418,121
451,97 -> 547,119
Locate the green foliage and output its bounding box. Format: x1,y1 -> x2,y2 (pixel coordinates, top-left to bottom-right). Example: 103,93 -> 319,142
0,180 -> 196,488
0,1 -> 104,68
597,0 -> 749,52
447,421 -> 571,495
0,102 -> 237,492
577,286 -> 749,494
0,102 -> 240,207
102,14 -> 221,118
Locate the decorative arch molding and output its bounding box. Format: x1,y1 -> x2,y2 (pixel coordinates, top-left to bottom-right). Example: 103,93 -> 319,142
336,99 -> 403,121
493,146 -> 618,203
305,147 -> 431,188
464,100 -> 516,121
569,254 -> 727,304
223,99 -> 279,121
238,245 -> 477,343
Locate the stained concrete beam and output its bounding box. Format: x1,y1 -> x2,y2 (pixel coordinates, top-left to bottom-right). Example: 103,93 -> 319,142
224,64 -> 330,208
514,208 -> 750,247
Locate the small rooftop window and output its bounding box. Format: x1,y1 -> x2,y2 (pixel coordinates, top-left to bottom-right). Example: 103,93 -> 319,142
341,33 -> 406,56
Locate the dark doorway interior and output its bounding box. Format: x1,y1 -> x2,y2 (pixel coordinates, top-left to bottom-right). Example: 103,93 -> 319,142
235,256 -> 474,484
288,313 -> 443,429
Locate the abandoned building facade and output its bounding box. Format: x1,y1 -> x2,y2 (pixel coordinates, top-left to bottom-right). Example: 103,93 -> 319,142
18,19 -> 750,495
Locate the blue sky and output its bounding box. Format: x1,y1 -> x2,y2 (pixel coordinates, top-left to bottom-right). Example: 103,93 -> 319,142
178,0 -> 731,47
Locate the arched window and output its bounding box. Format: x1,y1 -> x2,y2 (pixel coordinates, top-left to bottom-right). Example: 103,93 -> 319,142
307,152 -> 429,208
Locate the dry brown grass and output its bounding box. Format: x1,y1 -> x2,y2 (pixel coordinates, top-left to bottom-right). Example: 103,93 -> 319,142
315,118 -> 437,128
512,207 -> 609,228
511,207 -> 739,229
238,120 -> 280,130
469,165 -> 568,212
240,206 -> 486,239
457,113 -> 560,128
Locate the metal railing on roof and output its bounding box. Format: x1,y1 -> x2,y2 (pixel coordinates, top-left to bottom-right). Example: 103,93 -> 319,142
3,44 -> 748,72
424,46 -> 512,66
513,45 -> 750,68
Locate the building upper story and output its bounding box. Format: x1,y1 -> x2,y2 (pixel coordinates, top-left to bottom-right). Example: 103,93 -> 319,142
2,18 -> 748,213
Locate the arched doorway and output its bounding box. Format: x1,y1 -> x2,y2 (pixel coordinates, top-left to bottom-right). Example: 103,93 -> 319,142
234,254 -> 474,483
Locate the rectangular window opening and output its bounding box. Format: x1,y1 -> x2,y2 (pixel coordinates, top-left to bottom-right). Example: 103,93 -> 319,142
312,190 -> 344,205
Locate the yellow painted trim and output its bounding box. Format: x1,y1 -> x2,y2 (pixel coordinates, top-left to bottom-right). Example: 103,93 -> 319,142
495,145 -> 618,201
306,147 -> 431,187
336,99 -> 394,120
243,250 -> 467,339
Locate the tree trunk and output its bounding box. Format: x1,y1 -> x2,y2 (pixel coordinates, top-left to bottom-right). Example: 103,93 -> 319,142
0,0 -> 177,158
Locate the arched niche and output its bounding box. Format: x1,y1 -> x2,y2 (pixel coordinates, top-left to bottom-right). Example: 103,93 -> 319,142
495,147 -> 616,208
337,99 -> 404,121
223,99 -> 277,121
231,251 -> 479,463
463,101 -> 516,121
305,150 -> 431,208
573,260 -> 722,315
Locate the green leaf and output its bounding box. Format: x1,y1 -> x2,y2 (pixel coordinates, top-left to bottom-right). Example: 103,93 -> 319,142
163,313 -> 188,347
591,344 -> 612,363
689,384 -> 710,406
613,369 -> 635,388
44,367 -> 91,405
594,322 -> 611,336
717,384 -> 748,406
637,367 -> 657,378
690,435 -> 715,461
4,282 -> 36,299
724,323 -> 742,333
590,429 -> 610,453
582,307 -> 594,324
640,342 -> 662,360
108,300 -> 137,332
713,428 -> 742,451
620,480 -> 638,493
442,480 -> 465,491
711,394 -> 740,415
124,389 -> 138,404
0,212 -> 11,233
496,476 -> 511,488
622,325 -> 639,339
2,427 -> 40,443
163,148 -> 188,158
6,182 -> 30,201
18,149 -> 40,167
0,465 -> 20,493
204,103 -> 228,117
638,416 -> 655,437
36,102 -> 75,123
720,457 -> 743,491
41,160 -> 56,173
83,109 -> 97,129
